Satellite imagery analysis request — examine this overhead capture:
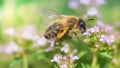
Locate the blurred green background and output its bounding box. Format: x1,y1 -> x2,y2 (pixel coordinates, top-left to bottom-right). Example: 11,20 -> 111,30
0,0 -> 120,68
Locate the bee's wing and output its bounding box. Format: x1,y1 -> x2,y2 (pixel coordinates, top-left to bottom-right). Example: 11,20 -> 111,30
41,9 -> 65,19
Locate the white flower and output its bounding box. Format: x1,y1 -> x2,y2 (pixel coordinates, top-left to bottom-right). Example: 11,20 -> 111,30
3,41 -> 20,54
95,0 -> 106,6
20,25 -> 36,40
83,25 -> 99,36
83,31 -> 90,36
70,55 -> 79,63
68,0 -> 78,9
34,37 -> 47,47
106,35 -> 115,45
87,7 -> 100,17
99,34 -> 107,42
80,0 -> 90,5
97,20 -> 113,33
51,54 -> 62,63
89,26 -> 99,33
61,43 -> 69,53
99,34 -> 115,45
4,27 -> 15,36
60,64 -> 67,68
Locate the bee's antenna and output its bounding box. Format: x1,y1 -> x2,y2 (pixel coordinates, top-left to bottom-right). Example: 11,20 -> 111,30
86,19 -> 95,23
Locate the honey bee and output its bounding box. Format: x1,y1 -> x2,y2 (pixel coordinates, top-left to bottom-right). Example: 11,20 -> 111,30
43,9 -> 94,44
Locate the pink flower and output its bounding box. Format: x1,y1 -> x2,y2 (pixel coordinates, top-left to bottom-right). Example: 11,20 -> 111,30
70,55 -> 79,63
83,31 -> 90,36
68,0 -> 78,9
95,0 -> 106,5
20,25 -> 36,40
60,64 -> 67,68
106,35 -> 115,45
3,41 -> 20,54
83,25 -> 99,36
4,27 -> 16,36
51,54 -> 62,63
86,7 -> 100,17
61,43 -> 69,53
99,35 -> 106,42
89,26 -> 99,33
96,20 -> 113,33
99,34 -> 115,45
80,0 -> 90,5
34,37 -> 47,47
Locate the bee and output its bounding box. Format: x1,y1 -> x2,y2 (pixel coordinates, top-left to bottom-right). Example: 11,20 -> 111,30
43,9 -> 94,44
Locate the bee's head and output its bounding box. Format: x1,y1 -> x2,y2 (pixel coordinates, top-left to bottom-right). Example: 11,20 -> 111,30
78,19 -> 94,33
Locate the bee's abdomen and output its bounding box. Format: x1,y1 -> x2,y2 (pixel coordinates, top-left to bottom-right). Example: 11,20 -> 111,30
44,30 -> 59,41
44,20 -> 62,41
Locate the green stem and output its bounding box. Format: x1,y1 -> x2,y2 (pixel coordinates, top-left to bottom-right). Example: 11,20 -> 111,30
92,48 -> 98,68
23,52 -> 28,68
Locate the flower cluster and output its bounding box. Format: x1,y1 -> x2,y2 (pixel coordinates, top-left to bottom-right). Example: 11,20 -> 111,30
83,21 -> 116,51
68,0 -> 106,9
51,54 -> 79,68
3,25 -> 47,55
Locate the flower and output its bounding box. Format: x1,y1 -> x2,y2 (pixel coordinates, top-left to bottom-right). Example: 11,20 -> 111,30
34,37 -> 47,47
51,54 -> 62,63
99,35 -> 106,42
96,20 -> 113,33
4,27 -> 16,36
2,41 -> 20,54
51,54 -> 79,67
83,25 -> 100,36
79,0 -> 90,5
95,0 -> 106,6
61,43 -> 69,53
99,34 -> 115,45
60,64 -> 67,68
70,55 -> 79,63
86,7 -> 100,17
89,26 -> 99,33
20,25 -> 36,40
68,0 -> 78,9
83,31 -> 90,36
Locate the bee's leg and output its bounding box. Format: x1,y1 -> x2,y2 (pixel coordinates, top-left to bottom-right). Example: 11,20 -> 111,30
72,31 -> 81,41
54,40 -> 57,46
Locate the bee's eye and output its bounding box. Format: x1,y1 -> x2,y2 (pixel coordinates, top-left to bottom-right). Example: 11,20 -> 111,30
79,22 -> 84,26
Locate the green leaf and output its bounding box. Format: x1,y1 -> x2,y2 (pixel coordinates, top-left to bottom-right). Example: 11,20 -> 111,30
81,63 -> 86,68
99,51 -> 112,59
77,51 -> 87,58
9,59 -> 22,68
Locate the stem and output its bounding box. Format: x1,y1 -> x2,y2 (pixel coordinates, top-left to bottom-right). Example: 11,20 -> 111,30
23,52 -> 28,68
92,48 -> 98,68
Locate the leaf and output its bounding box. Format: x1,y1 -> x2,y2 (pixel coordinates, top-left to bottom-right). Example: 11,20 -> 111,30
99,51 -> 112,59
81,63 -> 86,68
77,51 -> 87,58
9,59 -> 22,68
